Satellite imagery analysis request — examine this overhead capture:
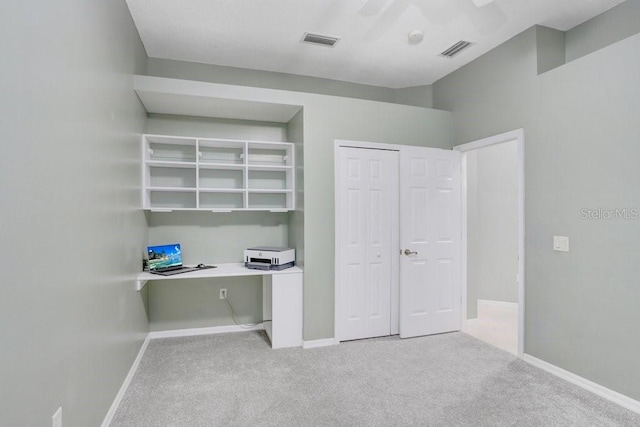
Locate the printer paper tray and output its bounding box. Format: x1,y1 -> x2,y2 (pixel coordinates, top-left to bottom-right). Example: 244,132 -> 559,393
245,261 -> 294,271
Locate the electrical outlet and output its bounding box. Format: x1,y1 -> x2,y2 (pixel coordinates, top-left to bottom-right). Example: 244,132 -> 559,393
220,288 -> 227,299
52,407 -> 62,427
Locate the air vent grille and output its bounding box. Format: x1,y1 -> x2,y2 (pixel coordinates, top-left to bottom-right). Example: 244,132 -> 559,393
302,32 -> 340,47
440,40 -> 474,58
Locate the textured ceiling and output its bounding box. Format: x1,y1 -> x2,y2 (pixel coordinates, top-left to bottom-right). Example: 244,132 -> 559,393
126,0 -> 624,88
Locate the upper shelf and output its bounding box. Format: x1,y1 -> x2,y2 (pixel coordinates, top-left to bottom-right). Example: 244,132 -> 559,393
142,134 -> 296,212
134,75 -> 303,123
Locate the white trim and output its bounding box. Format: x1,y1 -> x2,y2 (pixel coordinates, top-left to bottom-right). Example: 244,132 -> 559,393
335,139 -> 401,152
302,338 -> 340,349
455,128 -> 525,358
334,142 -> 340,342
460,151 -> 468,330
334,140 -> 401,342
454,129 -> 524,153
477,299 -> 518,309
101,335 -> 151,427
523,354 -> 640,415
148,324 -> 264,339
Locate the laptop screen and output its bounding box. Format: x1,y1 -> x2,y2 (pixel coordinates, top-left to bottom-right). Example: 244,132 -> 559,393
147,243 -> 183,271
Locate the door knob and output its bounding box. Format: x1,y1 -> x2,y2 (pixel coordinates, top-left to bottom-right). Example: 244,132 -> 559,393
404,249 -> 418,256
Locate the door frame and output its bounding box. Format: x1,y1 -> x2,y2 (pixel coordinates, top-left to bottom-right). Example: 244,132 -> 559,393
334,140 -> 400,342
453,128 -> 525,358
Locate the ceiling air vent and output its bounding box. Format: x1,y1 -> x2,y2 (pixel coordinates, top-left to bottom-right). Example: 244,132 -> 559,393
301,32 -> 340,47
440,40 -> 474,58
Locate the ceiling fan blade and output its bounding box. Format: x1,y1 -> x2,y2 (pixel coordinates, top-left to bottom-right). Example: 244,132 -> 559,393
468,2 -> 507,34
363,0 -> 410,40
471,0 -> 496,6
357,0 -> 390,17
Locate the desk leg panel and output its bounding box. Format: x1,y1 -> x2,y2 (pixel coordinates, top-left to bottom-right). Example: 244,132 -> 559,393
263,272 -> 302,349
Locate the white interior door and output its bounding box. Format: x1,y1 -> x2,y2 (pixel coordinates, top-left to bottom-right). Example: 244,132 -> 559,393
337,146 -> 398,341
399,146 -> 462,338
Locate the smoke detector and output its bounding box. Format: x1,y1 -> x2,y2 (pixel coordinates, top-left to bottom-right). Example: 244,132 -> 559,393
408,30 -> 424,44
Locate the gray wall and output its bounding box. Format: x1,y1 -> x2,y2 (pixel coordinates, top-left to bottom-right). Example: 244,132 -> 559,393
0,1 -> 149,426
434,27 -> 538,145
147,58 -> 397,104
536,26 -> 565,74
434,19 -> 640,403
147,57 -> 434,107
565,0 -> 640,62
531,32 -> 640,401
466,142 -> 519,312
394,85 -> 434,108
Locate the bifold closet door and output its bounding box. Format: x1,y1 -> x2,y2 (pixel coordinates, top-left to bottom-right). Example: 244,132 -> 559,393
399,146 -> 462,338
337,147 -> 397,341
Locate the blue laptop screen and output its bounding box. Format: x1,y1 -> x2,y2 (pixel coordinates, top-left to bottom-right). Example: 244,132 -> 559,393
147,243 -> 183,271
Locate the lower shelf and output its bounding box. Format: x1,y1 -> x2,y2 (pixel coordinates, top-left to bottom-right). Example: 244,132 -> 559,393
199,192 -> 244,209
248,192 -> 289,209
148,191 -> 197,209
144,191 -> 293,211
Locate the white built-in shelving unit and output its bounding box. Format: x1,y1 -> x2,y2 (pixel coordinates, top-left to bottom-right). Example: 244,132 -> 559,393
142,134 -> 295,212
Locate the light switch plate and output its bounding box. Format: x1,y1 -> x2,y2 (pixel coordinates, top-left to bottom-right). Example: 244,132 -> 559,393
553,236 -> 569,252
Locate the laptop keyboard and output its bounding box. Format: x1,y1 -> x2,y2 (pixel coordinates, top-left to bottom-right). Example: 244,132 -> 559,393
150,267 -> 198,276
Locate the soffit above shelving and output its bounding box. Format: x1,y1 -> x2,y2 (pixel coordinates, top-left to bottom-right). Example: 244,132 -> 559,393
134,75 -> 303,123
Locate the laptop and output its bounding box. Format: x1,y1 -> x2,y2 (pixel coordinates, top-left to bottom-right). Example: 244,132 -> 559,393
147,243 -> 199,276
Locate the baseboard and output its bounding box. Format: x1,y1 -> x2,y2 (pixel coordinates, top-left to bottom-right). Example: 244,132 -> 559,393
523,354 -> 640,415
148,323 -> 264,339
101,334 -> 151,427
302,337 -> 339,349
477,299 -> 518,308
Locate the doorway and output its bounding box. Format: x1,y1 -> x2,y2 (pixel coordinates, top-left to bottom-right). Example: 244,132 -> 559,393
454,129 -> 525,357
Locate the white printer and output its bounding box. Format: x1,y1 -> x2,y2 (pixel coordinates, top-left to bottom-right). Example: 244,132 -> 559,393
244,246 -> 295,271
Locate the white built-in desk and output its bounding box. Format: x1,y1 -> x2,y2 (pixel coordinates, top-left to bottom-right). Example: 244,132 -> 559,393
136,264 -> 303,349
